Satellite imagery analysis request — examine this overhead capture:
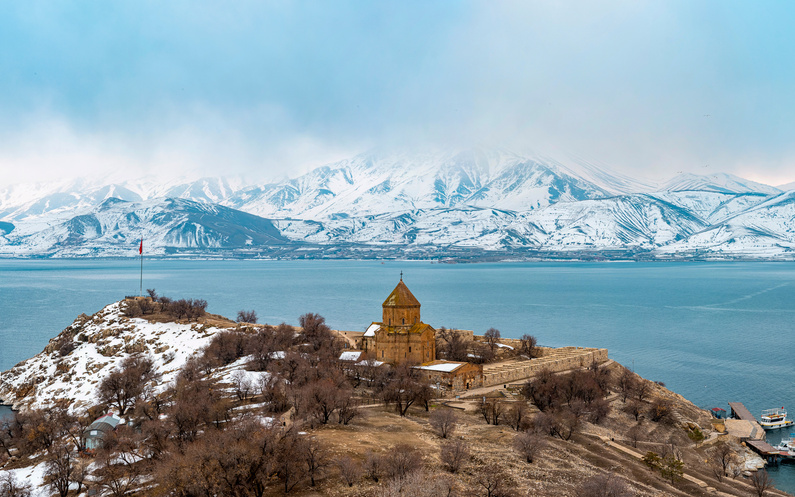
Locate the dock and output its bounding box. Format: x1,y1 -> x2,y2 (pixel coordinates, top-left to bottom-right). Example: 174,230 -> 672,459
728,402 -> 755,422
726,402 -> 765,441
746,440 -> 787,465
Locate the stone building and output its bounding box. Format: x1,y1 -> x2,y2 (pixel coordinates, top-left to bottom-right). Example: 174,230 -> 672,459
362,278 -> 436,364
415,361 -> 484,393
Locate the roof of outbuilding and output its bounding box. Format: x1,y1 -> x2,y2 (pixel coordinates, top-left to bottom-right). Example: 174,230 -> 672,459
83,413 -> 121,435
382,280 -> 420,308
415,361 -> 466,373
363,323 -> 380,337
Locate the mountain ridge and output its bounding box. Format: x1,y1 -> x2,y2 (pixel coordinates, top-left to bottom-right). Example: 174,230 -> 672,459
1,150 -> 794,260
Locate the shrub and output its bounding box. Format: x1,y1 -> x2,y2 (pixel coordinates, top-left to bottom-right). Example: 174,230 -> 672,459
577,473 -> 633,497
384,444 -> 422,480
440,440 -> 469,473
337,456 -> 362,487
237,309 -> 257,323
205,331 -> 249,366
513,431 -> 546,463
429,409 -> 458,438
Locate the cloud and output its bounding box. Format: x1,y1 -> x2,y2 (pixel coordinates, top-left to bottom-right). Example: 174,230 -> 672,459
1,1 -> 794,185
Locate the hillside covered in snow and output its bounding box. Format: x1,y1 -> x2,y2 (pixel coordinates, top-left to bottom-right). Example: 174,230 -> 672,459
1,149 -> 794,260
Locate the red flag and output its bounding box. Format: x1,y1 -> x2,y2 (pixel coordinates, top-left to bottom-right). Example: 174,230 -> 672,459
139,239 -> 143,255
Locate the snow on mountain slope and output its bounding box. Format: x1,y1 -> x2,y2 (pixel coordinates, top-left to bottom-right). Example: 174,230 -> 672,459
649,191 -> 770,225
0,301 -> 227,413
274,194 -> 707,253
0,175 -> 252,224
523,194 -> 706,250
656,191 -> 795,258
0,180 -> 143,222
2,148 -> 793,259
551,155 -> 658,195
778,181 -> 795,192
660,172 -> 781,195
274,207 -> 540,250
224,149 -> 608,219
0,197 -> 292,257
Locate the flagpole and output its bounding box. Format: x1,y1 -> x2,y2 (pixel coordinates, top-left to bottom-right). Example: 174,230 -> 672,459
139,238 -> 143,297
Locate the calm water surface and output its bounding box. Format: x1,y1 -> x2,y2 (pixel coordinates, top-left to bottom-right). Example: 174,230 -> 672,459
1,259 -> 794,488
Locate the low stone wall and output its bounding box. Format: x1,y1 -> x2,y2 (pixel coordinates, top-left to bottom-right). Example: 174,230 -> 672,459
482,347 -> 608,387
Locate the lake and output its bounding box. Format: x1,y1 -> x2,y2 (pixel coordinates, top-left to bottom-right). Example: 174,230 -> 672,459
1,259 -> 794,488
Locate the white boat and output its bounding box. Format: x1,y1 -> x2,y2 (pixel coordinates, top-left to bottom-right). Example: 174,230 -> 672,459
760,408 -> 795,430
774,433 -> 795,455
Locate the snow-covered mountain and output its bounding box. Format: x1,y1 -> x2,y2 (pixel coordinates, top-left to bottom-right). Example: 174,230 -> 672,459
660,172 -> 781,195
223,149 -> 610,219
0,197 -> 294,257
1,149 -> 794,260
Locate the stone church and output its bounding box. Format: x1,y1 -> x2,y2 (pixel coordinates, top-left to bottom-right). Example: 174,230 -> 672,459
361,277 -> 436,364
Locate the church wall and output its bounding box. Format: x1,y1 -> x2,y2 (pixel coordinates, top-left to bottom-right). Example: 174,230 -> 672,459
382,305 -> 420,327
374,330 -> 432,364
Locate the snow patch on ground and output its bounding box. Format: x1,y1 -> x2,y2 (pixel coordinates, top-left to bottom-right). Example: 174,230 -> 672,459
0,301 -> 229,413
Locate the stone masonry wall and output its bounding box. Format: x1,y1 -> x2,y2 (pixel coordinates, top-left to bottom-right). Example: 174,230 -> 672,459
482,347 -> 608,387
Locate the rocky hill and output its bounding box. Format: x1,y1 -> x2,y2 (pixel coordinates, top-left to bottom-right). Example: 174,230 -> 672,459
0,300 -> 790,496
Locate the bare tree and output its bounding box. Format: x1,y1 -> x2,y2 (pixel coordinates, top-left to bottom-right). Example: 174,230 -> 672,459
364,451 -> 383,482
635,380 -> 650,402
436,328 -> 471,362
513,431 -> 546,463
98,354 -> 160,416
276,432 -> 309,494
237,309 -> 257,323
751,470 -> 774,497
379,470 -> 456,497
205,330 -> 248,366
617,369 -> 638,403
44,444 -> 73,497
440,439 -> 469,473
475,463 -> 512,497
304,437 -> 327,487
384,443 -> 423,480
479,399 -> 505,425
519,334 -> 537,358
577,473 -> 634,497
708,440 -> 738,482
484,328 -> 501,354
430,408 -> 458,438
623,399 -> 642,421
506,402 -> 529,431
522,369 -> 560,412
337,394 -> 359,425
627,423 -> 645,448
299,313 -> 336,352
382,363 -> 429,416
648,399 -> 671,423
0,473 -> 31,497
337,456 -> 362,487
231,370 -> 253,401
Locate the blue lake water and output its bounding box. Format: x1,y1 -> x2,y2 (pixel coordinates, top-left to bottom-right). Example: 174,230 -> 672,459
1,259 -> 795,489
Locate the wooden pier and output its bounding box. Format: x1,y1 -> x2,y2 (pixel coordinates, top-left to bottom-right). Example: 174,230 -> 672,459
723,402 -> 795,466
728,402 -> 755,422
746,440 -> 787,465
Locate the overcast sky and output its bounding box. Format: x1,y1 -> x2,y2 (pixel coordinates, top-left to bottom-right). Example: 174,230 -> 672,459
1,1 -> 794,185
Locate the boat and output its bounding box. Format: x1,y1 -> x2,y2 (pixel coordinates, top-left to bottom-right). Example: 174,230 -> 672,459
774,433 -> 795,455
760,408 -> 795,430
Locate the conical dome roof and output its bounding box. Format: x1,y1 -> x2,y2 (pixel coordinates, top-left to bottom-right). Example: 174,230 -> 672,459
382,279 -> 420,307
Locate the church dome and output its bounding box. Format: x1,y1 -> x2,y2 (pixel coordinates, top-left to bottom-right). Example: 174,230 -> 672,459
382,279 -> 420,308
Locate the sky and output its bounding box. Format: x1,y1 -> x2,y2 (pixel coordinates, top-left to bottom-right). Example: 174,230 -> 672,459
1,1 -> 794,186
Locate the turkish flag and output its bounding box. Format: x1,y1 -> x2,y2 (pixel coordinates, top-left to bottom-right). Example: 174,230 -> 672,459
139,239 -> 143,255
